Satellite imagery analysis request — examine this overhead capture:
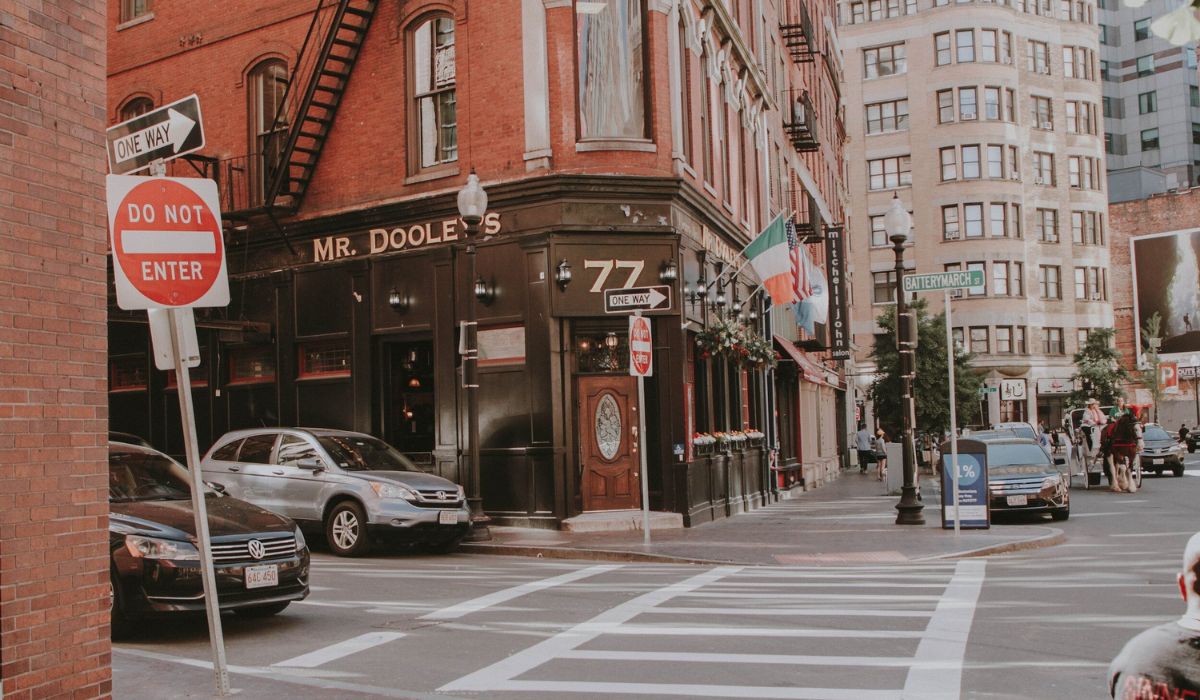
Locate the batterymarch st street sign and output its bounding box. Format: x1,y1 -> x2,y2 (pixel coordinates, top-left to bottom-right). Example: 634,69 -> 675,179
902,269 -> 985,294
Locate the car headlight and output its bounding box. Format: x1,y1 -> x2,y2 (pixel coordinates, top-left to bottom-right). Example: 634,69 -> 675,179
1040,476 -> 1061,490
370,481 -> 417,501
124,535 -> 199,561
456,485 -> 465,500
293,525 -> 307,553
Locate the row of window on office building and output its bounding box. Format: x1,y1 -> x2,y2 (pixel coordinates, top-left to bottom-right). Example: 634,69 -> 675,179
845,0 -> 1095,26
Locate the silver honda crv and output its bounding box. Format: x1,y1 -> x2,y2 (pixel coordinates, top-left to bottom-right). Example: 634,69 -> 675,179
200,428 -> 469,556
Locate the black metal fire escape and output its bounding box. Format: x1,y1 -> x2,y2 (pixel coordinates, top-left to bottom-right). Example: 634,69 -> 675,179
263,0 -> 378,215
780,0 -> 818,64
782,89 -> 820,154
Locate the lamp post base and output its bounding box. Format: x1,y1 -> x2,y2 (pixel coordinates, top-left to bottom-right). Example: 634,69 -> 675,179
895,486 -> 925,525
464,499 -> 492,542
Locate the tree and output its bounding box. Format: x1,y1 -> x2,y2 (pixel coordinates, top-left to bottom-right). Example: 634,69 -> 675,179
1140,312 -> 1164,423
869,299 -> 984,439
1068,327 -> 1128,408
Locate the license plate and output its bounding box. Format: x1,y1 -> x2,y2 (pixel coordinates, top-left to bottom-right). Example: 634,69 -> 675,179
1152,458 -> 1164,465
245,564 -> 278,589
1006,495 -> 1028,506
438,510 -> 458,525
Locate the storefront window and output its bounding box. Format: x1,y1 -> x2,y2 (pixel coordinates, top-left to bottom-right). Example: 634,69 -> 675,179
110,355 -> 148,392
299,340 -> 352,378
575,331 -> 629,373
229,346 -> 276,385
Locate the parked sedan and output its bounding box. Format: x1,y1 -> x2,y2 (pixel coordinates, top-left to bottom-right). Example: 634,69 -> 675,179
1140,423 -> 1186,477
200,428 -> 470,556
976,436 -> 1070,521
109,442 -> 309,638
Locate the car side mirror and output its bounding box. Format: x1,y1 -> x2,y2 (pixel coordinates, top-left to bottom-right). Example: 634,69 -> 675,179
296,457 -> 325,471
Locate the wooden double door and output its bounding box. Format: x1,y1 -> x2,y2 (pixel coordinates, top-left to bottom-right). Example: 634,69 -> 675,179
577,375 -> 641,511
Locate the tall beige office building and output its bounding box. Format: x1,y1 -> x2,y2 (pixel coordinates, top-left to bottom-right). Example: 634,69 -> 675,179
840,0 -> 1112,428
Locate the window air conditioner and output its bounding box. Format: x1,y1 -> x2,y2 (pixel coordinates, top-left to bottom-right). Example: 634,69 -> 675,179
946,230 -> 961,240
1040,66 -> 1051,74
1041,121 -> 1053,129
1034,176 -> 1045,185
1091,293 -> 1103,301
962,109 -> 977,119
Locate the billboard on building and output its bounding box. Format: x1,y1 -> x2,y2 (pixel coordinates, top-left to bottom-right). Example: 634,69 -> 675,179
1131,228 -> 1200,362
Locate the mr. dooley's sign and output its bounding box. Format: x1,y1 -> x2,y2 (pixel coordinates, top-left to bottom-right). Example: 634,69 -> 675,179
312,212 -> 502,263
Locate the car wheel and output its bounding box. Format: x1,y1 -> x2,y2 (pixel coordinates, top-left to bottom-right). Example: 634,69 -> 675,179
1050,507 -> 1069,521
1174,465 -> 1186,477
233,602 -> 290,618
110,574 -> 136,640
326,501 -> 371,557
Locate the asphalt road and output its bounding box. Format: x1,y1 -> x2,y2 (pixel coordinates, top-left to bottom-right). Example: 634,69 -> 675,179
112,452 -> 1200,699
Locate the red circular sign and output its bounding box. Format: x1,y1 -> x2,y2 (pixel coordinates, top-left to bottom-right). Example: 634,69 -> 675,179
630,317 -> 653,376
112,179 -> 223,306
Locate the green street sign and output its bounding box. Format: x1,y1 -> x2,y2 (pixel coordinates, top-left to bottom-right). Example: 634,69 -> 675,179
902,269 -> 985,293
979,386 -> 998,394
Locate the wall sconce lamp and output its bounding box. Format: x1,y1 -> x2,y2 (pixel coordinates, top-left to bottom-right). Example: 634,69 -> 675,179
659,259 -> 678,283
732,301 -> 743,320
749,308 -> 759,322
604,332 -> 619,351
555,258 -> 572,289
474,276 -> 495,304
714,284 -> 727,310
388,288 -> 408,312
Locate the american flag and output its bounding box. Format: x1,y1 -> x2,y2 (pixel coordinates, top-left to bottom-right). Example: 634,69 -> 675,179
786,219 -> 811,301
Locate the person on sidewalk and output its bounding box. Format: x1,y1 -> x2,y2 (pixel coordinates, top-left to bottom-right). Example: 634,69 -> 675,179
874,429 -> 889,481
855,423 -> 874,474
1109,531 -> 1200,698
1180,424 -> 1190,443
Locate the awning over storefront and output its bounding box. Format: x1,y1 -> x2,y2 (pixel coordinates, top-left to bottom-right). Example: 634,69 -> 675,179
774,335 -> 841,389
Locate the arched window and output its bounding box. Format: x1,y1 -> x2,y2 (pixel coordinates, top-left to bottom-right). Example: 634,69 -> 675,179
119,97 -> 153,122
247,58 -> 289,205
700,46 -> 713,182
575,0 -> 647,139
410,15 -> 458,170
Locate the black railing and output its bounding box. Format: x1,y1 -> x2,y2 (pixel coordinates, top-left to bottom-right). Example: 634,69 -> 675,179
782,89 -> 820,153
786,188 -> 821,242
780,0 -> 818,63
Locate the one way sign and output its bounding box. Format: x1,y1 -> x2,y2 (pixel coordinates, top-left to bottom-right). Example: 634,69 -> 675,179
105,94 -> 205,175
604,285 -> 673,314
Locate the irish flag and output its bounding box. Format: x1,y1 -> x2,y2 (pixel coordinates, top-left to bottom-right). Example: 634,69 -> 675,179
743,214 -> 796,306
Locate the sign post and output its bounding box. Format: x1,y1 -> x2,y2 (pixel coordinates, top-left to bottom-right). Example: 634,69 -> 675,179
902,269 -> 984,535
629,312 -> 653,545
107,172 -> 231,696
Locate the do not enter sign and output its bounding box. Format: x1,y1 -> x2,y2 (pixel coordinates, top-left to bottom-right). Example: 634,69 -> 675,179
107,175 -> 228,309
629,315 -> 653,377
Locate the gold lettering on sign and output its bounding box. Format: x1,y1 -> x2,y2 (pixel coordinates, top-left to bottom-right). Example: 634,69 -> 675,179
313,212 -> 502,263
583,259 -> 645,292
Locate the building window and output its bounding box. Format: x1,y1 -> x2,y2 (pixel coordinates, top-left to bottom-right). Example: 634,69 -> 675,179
970,327 -> 989,354
937,89 -> 954,123
677,15 -> 692,164
865,98 -> 909,133
870,215 -> 889,247
942,205 -> 960,240
576,0 -> 647,138
868,155 -> 911,189
996,326 -> 1014,353
248,58 -> 289,206
110,354 -> 148,392
1141,128 -> 1160,151
700,47 -> 713,182
1027,40 -> 1050,74
989,202 -> 1007,236
1044,327 -> 1065,355
413,16 -> 458,168
1015,326 -> 1027,353
984,87 -> 1001,120
1039,265 -> 1061,299
1034,151 -> 1055,186
1072,210 -> 1104,245
980,30 -> 998,62
1038,208 -> 1059,242
956,30 -> 976,62
952,327 -> 965,351
964,203 -> 984,238
959,87 -> 977,120
1134,17 -> 1151,41
966,261 -> 986,295
119,97 -> 154,122
299,340 -> 352,378
1005,88 -> 1016,122
873,270 -> 898,303
1033,96 -> 1053,130
1138,90 -> 1157,114
1100,59 -> 1111,80
1136,54 -> 1154,77
864,42 -> 907,78
120,0 -> 150,23
940,147 -> 957,181
935,32 -> 952,66
229,347 -> 276,385
1193,123 -> 1200,146
962,145 -> 981,179
987,145 -> 1004,178
1077,328 -> 1090,351
1099,24 -> 1110,44
719,77 -> 731,200
1192,86 -> 1200,108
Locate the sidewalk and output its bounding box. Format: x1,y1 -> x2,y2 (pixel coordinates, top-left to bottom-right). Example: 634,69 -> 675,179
461,468 -> 1064,566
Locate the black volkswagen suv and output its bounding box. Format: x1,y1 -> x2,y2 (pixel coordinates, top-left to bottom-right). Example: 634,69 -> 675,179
109,442 -> 310,637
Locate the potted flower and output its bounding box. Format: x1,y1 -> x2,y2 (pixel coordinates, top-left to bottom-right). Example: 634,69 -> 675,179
692,432 -> 716,456
745,428 -> 765,447
727,430 -> 748,452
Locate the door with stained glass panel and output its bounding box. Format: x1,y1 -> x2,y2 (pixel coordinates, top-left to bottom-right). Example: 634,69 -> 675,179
577,376 -> 640,511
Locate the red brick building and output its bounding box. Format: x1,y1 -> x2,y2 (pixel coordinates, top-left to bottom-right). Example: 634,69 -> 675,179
106,0 -> 846,528
1,1 -> 111,698
1109,187 -> 1200,426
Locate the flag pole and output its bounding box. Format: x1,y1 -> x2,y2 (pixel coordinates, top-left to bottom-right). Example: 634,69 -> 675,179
708,211 -> 795,291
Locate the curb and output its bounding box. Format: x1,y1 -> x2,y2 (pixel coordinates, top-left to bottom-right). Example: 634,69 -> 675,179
457,543 -> 727,566
914,526 -> 1067,561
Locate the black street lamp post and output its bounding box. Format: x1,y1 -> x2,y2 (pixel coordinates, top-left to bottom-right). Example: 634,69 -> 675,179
885,194 -> 924,525
457,171 -> 491,541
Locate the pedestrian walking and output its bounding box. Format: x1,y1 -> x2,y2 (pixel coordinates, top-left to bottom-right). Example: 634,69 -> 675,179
1180,424 -> 1190,443
1108,531 -> 1200,698
874,429 -> 889,481
854,423 -> 874,474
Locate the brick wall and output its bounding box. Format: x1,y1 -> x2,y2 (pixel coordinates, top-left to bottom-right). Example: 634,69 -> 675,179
0,1 -> 112,698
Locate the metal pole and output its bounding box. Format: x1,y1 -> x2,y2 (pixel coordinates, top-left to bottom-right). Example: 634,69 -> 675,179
893,235 -> 924,525
636,313 -> 651,544
168,308 -> 230,696
945,290 -> 960,535
1195,377 -> 1199,426
463,222 -> 490,541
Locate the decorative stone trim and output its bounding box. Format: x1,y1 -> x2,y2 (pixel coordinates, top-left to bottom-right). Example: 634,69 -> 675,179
576,139 -> 657,153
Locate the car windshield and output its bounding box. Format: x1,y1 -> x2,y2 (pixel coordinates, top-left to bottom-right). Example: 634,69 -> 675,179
987,443 -> 1052,468
316,434 -> 417,472
109,449 -> 193,502
1144,426 -> 1171,441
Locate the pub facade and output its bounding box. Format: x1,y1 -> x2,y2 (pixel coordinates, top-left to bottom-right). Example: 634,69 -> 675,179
106,0 -> 847,528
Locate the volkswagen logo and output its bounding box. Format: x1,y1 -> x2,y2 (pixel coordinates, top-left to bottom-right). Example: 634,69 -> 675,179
247,539 -> 265,560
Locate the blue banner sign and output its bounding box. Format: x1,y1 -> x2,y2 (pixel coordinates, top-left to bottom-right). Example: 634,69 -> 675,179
940,449 -> 990,529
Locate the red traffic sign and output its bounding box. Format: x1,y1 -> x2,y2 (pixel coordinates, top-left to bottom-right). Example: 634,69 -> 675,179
629,315 -> 653,377
107,175 -> 229,310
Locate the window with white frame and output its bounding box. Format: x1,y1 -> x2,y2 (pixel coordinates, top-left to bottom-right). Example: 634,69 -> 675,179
864,42 -> 907,78
412,15 -> 459,168
1039,265 -> 1061,299
576,0 -> 647,139
1033,151 -> 1055,185
868,155 -> 911,189
865,98 -> 910,133
1038,208 -> 1059,242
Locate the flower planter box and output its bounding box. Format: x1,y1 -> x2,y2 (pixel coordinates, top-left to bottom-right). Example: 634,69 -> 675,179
748,437 -> 764,448
694,442 -> 715,457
